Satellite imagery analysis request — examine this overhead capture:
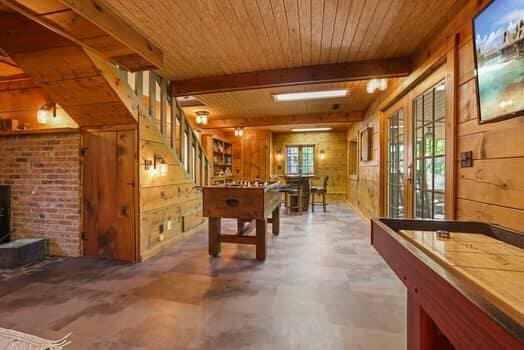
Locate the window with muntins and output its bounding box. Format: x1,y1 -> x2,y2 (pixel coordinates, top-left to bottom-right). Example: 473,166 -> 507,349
286,145 -> 315,174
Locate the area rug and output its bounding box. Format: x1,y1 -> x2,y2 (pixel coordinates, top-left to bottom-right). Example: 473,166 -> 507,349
0,327 -> 71,349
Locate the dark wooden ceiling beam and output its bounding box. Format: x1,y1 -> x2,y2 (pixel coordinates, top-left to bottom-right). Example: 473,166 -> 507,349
171,57 -> 411,96
199,111 -> 363,129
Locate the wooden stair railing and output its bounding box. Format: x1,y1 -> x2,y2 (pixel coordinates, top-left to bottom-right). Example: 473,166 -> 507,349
117,67 -> 211,186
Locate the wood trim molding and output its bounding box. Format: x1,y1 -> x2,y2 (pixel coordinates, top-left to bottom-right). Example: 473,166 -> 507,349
171,57 -> 412,96
445,33 -> 459,220
199,112 -> 364,129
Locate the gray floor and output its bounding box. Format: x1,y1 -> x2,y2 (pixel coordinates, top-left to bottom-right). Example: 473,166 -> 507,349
0,205 -> 406,349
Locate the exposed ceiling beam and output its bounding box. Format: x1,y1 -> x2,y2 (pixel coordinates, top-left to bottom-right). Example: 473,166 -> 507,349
199,111 -> 363,129
1,0 -> 163,71
171,57 -> 411,96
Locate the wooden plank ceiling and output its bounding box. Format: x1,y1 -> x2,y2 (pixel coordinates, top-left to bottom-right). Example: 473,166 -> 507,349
96,0 -> 467,81
183,80 -> 375,122
92,0 -> 467,130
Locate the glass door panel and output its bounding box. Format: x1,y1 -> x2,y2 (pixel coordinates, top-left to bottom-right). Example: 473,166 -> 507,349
413,82 -> 446,219
387,109 -> 405,218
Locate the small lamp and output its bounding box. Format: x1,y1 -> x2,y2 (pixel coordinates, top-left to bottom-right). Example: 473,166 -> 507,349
37,102 -> 56,124
157,158 -> 168,177
320,150 -> 326,160
144,155 -> 168,176
234,127 -> 244,137
195,111 -> 209,125
276,149 -> 282,161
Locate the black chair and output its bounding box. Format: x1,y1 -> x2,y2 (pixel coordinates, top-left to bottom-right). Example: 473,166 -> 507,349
311,176 -> 329,212
285,175 -> 305,215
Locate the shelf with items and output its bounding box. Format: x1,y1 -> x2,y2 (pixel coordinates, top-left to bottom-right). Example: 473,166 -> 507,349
202,134 -> 234,177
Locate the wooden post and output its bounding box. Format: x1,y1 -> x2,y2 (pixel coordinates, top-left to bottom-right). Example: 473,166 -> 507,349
255,219 -> 267,260
171,98 -> 176,150
135,71 -> 143,97
272,207 -> 280,235
148,71 -> 156,118
208,217 -> 221,257
160,77 -> 167,135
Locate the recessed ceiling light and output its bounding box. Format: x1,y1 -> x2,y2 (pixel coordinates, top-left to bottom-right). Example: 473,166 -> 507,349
273,89 -> 348,102
291,127 -> 333,132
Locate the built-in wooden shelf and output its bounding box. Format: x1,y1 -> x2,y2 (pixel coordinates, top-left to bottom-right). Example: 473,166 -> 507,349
0,127 -> 79,136
203,135 -> 233,177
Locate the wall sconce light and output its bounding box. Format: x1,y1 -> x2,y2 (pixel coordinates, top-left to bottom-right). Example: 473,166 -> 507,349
195,110 -> 209,125
37,102 -> 56,124
145,155 -> 168,176
366,79 -> 388,94
320,150 -> 326,160
234,127 -> 244,137
276,149 -> 282,161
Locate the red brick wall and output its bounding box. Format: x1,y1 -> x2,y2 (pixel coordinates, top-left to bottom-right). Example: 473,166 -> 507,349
0,131 -> 81,256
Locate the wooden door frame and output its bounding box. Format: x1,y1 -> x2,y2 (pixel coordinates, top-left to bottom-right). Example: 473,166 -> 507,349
379,40 -> 457,220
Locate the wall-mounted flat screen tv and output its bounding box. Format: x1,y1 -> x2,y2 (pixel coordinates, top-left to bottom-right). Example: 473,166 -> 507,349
473,0 -> 524,123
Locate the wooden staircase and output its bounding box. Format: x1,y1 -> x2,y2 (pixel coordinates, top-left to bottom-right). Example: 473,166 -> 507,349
116,68 -> 211,260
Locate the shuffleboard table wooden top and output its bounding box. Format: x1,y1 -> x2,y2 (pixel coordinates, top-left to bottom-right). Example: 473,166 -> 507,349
399,230 -> 524,326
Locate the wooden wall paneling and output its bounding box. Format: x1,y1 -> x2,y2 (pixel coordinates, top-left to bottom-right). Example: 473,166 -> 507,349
273,131 -> 347,202
139,112 -> 203,260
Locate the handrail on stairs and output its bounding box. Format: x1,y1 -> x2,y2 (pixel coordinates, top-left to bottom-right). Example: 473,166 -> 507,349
116,67 -> 211,186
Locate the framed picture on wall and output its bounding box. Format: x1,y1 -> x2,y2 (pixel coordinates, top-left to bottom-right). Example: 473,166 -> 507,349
360,127 -> 372,162
472,0 -> 524,123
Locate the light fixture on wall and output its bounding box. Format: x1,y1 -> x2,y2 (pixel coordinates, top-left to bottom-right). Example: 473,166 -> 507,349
145,155 -> 168,176
366,79 -> 388,94
234,127 -> 244,137
195,110 -> 209,125
276,148 -> 283,161
37,102 -> 56,124
320,150 -> 326,160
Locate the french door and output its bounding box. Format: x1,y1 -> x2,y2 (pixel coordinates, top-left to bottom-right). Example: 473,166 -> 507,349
385,74 -> 447,219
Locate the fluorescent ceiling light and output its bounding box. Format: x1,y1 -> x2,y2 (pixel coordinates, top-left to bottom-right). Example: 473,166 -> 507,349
273,89 -> 348,102
291,127 -> 333,132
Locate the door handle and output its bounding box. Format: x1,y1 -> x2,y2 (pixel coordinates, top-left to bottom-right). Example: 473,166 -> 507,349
406,163 -> 413,184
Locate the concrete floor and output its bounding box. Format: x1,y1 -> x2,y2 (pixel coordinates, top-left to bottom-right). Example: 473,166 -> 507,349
0,205 -> 406,349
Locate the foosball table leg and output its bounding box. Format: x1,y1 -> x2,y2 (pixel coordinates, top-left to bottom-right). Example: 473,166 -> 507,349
272,207 -> 280,236
256,219 -> 267,261
208,217 -> 221,257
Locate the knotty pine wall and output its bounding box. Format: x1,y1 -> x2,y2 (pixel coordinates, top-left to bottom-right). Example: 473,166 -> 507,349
347,0 -> 524,233
346,104 -> 382,218
273,131 -> 347,203
139,113 -> 203,260
455,25 -> 524,232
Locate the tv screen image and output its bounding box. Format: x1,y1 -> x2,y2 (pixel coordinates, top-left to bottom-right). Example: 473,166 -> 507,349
473,0 -> 524,122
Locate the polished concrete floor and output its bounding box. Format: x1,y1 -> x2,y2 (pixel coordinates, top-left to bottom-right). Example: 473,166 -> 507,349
0,205 -> 406,349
